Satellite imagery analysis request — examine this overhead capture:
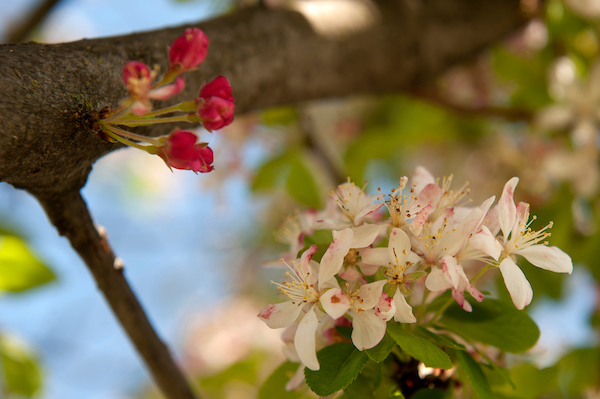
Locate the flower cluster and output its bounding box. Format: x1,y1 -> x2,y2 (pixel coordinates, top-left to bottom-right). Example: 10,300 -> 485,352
97,28 -> 234,173
258,167 -> 573,371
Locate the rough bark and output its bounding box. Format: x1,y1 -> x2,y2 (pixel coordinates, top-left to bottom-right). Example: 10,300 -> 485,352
0,0 -> 527,197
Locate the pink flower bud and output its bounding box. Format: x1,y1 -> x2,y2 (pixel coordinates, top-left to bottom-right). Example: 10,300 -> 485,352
169,28 -> 209,72
157,129 -> 214,173
199,76 -> 234,102
196,76 -> 235,131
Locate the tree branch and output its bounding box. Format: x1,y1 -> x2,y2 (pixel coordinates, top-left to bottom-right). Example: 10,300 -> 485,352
5,0 -> 62,44
0,0 -> 528,197
34,190 -> 200,399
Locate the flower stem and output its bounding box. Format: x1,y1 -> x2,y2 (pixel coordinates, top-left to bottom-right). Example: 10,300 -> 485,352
112,114 -> 196,127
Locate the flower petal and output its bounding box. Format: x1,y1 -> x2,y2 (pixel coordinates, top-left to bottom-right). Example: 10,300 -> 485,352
393,288 -> 417,323
409,204 -> 431,236
517,245 -> 573,274
441,255 -> 461,289
357,280 -> 387,310
295,306 -> 320,371
318,228 -> 353,290
499,177 -> 519,240
351,310 -> 387,350
258,301 -> 303,329
499,258 -> 533,310
411,166 -> 436,194
360,247 -> 389,267
425,267 -> 452,292
320,288 -> 351,319
350,224 -> 384,248
388,227 -> 411,266
375,292 -> 396,321
470,226 -> 503,260
354,203 -> 383,225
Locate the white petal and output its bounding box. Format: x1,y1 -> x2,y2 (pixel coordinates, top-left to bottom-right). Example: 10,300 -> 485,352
444,208 -> 483,256
351,310 -> 387,350
409,205 -> 431,236
375,292 -> 396,321
355,203 -> 383,225
484,205 -> 501,236
351,224 -> 384,248
320,289 -> 351,319
441,256 -> 461,289
285,365 -> 306,391
361,247 -> 390,267
517,245 -> 573,274
414,184 -> 442,210
499,178 -> 519,240
258,301 -> 303,329
358,261 -> 380,276
393,288 -> 417,323
319,228 -> 353,290
470,226 -> 503,260
499,258 -> 533,310
389,227 -> 411,265
452,289 -> 472,312
357,280 -> 387,310
295,306 -> 320,371
411,166 -> 436,194
425,267 -> 452,292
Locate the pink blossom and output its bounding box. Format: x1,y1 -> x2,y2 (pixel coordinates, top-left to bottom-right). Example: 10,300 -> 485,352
122,61 -> 185,115
196,76 -> 235,131
157,129 -> 214,173
169,28 -> 209,72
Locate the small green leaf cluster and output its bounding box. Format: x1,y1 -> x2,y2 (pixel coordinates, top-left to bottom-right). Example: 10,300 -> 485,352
0,232 -> 56,397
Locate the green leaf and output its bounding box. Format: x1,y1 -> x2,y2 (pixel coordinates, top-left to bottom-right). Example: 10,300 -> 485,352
413,327 -> 466,351
262,107 -> 299,126
457,351 -> 493,399
387,324 -> 452,369
258,361 -> 303,399
365,333 -> 396,363
286,153 -> 322,208
439,299 -> 540,353
0,236 -> 55,292
490,363 -> 558,399
411,388 -> 448,399
0,334 -> 43,396
557,347 -> 600,396
252,150 -> 322,208
304,343 -> 369,397
252,152 -> 291,191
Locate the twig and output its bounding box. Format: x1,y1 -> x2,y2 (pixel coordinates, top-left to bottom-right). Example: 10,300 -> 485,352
34,189 -> 199,399
6,0 -> 61,44
409,88 -> 534,122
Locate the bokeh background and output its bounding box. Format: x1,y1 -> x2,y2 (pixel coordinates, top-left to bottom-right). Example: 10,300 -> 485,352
1,0 -> 600,398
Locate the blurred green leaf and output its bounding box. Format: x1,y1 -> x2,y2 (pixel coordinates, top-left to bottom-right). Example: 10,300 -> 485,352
557,347 -> 600,396
489,363 -> 558,399
387,324 -> 452,369
439,299 -> 540,353
286,154 -> 322,208
0,236 -> 55,292
457,351 -> 493,399
252,150 -> 322,208
198,352 -> 264,399
258,361 -> 304,399
411,388 -> 448,399
492,47 -> 552,109
304,343 -> 369,397
262,107 -> 300,126
0,334 -> 42,396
